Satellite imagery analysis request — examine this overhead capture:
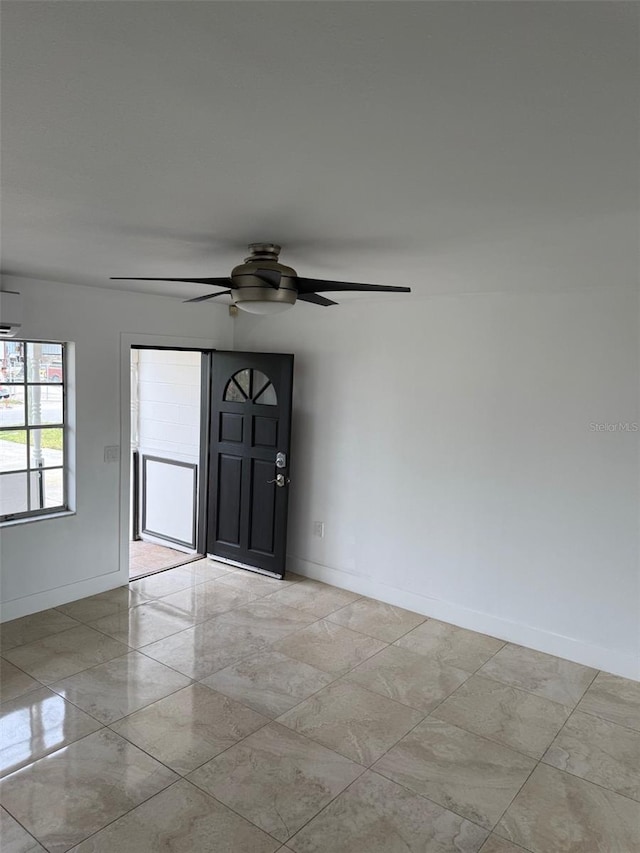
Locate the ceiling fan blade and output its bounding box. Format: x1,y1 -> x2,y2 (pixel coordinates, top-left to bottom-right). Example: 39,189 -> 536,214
297,292 -> 338,307
294,277 -> 411,295
110,277 -> 233,286
254,269 -> 283,289
183,290 -> 232,303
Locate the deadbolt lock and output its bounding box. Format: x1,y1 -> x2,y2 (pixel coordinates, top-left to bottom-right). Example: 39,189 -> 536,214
275,452 -> 287,469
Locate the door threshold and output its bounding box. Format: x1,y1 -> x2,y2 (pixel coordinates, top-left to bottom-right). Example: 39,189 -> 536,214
207,554 -> 283,579
130,553 -> 203,582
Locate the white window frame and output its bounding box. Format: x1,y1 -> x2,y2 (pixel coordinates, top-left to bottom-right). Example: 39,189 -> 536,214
0,340 -> 68,522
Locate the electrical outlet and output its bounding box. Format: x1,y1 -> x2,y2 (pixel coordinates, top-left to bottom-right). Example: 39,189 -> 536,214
313,521 -> 325,538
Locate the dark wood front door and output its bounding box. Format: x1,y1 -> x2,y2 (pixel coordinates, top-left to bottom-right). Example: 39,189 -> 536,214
207,351 -> 294,577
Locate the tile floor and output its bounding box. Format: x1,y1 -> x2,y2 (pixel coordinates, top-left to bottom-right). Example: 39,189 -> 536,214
1,560 -> 639,853
129,539 -> 199,580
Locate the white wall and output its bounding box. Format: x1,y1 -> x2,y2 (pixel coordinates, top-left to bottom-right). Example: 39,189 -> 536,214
136,349 -> 202,465
235,286 -> 639,679
0,277 -> 231,619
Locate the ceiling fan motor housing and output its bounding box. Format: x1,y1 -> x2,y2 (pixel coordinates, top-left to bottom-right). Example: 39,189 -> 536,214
230,243 -> 298,310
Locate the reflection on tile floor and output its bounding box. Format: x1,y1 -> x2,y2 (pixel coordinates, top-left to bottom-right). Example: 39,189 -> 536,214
129,539 -> 199,580
1,561 -> 638,852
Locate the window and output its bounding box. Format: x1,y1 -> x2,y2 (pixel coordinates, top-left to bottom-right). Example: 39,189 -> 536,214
0,341 -> 67,521
223,369 -> 277,406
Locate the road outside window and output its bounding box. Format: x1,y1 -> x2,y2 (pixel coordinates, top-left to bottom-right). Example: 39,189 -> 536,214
0,341 -> 67,521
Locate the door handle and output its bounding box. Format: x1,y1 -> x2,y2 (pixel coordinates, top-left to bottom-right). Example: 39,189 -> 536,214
267,473 -> 290,487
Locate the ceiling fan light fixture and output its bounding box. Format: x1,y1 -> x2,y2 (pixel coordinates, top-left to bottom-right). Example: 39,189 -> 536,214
235,300 -> 295,315
230,277 -> 297,315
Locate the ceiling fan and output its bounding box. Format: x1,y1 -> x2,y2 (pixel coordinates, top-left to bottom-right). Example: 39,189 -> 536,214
111,243 -> 411,314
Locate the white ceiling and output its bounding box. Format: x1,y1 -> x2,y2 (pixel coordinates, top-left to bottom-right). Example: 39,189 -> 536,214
1,1 -> 638,302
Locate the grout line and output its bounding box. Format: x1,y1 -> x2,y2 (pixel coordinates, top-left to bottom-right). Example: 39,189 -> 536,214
49,776 -> 188,851
536,699 -> 640,804
178,774 -> 289,847
471,663 -> 617,847
536,761 -> 640,804
0,804 -> 47,851
573,705 -> 640,736
480,833 -> 533,853
2,615 -> 88,653
44,650 -> 191,719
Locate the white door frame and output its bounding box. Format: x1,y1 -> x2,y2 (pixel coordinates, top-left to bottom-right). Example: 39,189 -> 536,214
118,332 -> 218,584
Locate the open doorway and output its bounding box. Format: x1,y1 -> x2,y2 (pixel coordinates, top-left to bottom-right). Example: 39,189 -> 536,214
129,347 -> 206,579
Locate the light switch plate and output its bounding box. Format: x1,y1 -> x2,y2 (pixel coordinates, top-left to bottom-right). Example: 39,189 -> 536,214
104,445 -> 120,463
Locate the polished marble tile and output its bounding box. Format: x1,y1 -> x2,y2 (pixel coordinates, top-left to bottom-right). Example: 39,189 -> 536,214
0,660 -> 41,704
273,620 -> 387,676
263,579 -> 361,618
577,670 -> 640,731
395,619 -> 504,672
68,778 -> 279,853
142,602 -> 315,680
433,674 -> 571,758
227,600 -> 320,641
171,557 -> 236,582
374,717 -> 535,830
542,709 -> 640,800
6,577 -> 637,853
496,763 -> 640,852
0,728 -> 178,853
110,683 -> 267,774
0,686 -> 102,778
0,806 -> 45,852
3,626 -> 130,684
326,598 -> 426,643
278,681 -> 424,765
344,645 -> 469,713
140,621 -> 254,680
158,579 -> 259,623
189,722 -> 364,841
202,650 -> 334,718
1,609 -> 80,652
287,769 -> 488,853
216,569 -> 301,597
50,651 -> 191,724
88,599 -> 198,648
478,644 -> 597,706
56,586 -> 150,623
479,837 -> 527,853
129,567 -> 205,599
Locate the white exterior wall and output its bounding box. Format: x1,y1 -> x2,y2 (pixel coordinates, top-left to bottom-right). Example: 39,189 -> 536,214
0,276 -> 231,620
235,286 -> 639,680
137,349 -> 202,465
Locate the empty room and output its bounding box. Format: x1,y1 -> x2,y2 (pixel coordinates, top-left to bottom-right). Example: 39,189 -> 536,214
0,2 -> 638,852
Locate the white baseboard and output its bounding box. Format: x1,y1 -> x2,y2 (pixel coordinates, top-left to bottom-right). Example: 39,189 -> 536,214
288,555 -> 639,682
1,569 -> 129,622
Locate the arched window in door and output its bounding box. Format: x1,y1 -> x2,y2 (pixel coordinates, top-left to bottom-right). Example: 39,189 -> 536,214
223,369 -> 277,406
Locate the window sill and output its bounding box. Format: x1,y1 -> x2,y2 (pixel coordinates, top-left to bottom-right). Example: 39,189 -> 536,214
0,509 -> 76,528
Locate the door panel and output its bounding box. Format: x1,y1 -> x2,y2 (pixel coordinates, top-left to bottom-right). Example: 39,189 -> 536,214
220,412 -> 243,443
253,416 -> 278,448
207,351 -> 294,577
217,455 -> 242,545
249,459 -> 277,554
